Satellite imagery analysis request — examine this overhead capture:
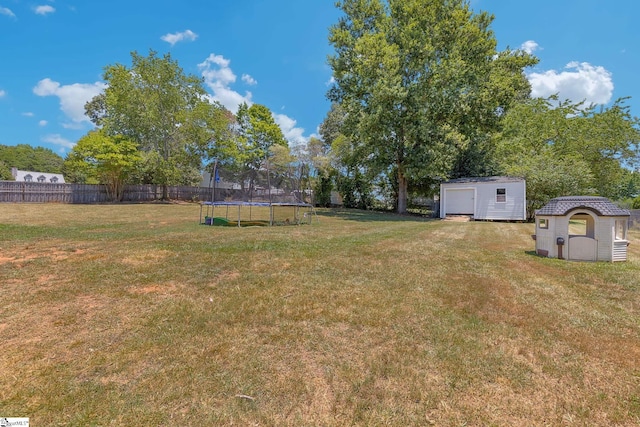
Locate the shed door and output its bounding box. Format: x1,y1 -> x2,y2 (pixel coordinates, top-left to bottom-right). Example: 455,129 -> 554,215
444,188 -> 474,215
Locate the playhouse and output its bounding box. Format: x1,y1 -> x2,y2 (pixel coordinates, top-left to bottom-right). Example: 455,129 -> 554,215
533,196 -> 630,262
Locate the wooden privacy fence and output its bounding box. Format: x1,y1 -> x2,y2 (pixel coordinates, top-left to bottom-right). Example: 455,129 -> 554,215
630,209 -> 640,230
0,182 -> 216,203
0,182 -> 298,204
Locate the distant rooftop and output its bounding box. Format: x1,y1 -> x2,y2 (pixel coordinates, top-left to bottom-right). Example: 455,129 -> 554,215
536,196 -> 630,217
443,176 -> 524,184
11,168 -> 65,184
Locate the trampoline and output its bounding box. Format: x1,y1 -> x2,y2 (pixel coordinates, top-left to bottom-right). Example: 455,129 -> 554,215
199,201 -> 316,227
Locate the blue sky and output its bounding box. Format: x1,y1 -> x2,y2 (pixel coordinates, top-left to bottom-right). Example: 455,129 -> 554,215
1,0 -> 638,156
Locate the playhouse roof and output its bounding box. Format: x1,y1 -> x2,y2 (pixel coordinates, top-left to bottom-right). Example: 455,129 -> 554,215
536,196 -> 630,217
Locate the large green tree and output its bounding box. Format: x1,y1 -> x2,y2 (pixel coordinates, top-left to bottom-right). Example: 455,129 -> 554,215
64,130 -> 141,201
317,103 -> 370,208
85,50 -> 229,198
618,169 -> 640,201
328,0 -> 536,213
318,103 -> 346,151
234,103 -> 287,199
319,102 -> 378,209
192,106 -> 237,189
496,96 -> 640,218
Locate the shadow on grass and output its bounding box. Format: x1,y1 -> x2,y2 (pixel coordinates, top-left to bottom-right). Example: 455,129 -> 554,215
525,250 -> 562,260
315,208 -> 434,222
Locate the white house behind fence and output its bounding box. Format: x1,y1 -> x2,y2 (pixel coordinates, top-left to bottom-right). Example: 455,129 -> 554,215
11,168 -> 65,184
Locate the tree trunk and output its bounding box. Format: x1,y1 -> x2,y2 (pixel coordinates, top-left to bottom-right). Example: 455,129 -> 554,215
397,166 -> 408,214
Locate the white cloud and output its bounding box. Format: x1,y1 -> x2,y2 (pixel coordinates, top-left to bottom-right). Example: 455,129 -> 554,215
199,54 -> 235,85
274,113 -> 307,146
527,62 -> 614,106
42,134 -> 74,150
520,40 -> 540,55
198,53 -> 308,145
198,53 -> 253,112
0,89 -> 6,97
242,74 -> 257,86
34,5 -> 55,15
161,29 -> 198,46
39,120 -> 48,126
326,76 -> 336,86
61,122 -> 84,130
1,6 -> 16,18
22,112 -> 34,117
33,78 -> 107,125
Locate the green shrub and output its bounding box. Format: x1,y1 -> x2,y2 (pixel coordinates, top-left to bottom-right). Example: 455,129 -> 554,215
314,172 -> 332,207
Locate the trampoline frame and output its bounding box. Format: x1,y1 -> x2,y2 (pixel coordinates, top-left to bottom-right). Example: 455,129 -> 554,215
199,201 -> 316,227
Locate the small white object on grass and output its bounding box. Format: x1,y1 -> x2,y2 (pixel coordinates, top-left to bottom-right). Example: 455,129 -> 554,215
235,394 -> 255,401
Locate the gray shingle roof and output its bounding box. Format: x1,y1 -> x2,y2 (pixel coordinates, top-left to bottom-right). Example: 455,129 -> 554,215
443,176 -> 524,184
536,196 -> 630,217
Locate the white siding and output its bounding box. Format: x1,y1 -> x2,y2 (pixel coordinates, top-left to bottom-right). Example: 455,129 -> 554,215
440,178 -> 526,220
474,181 -> 526,220
613,241 -> 628,262
12,169 -> 65,184
596,217 -> 613,262
535,215 -> 557,258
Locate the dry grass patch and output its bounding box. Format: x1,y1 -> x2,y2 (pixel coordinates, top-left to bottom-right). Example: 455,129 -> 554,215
1,204 -> 639,426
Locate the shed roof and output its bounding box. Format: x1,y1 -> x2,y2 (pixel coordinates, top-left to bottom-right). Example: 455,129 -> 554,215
536,196 -> 630,217
442,176 -> 524,184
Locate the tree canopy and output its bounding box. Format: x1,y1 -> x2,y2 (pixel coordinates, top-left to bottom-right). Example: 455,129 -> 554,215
64,130 -> 141,201
5,7 -> 635,213
0,160 -> 11,180
0,144 -> 64,178
84,50 -> 232,198
236,103 -> 288,163
231,103 -> 288,197
496,96 -> 640,218
327,0 -> 537,213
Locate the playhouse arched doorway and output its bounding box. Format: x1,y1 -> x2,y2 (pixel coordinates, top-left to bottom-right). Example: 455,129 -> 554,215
567,211 -> 597,261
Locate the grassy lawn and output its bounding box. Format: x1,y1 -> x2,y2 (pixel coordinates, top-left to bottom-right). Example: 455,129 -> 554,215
1,203 -> 639,426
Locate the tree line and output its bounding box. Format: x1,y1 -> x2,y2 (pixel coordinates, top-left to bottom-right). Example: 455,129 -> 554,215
3,0 -> 640,214
63,50 -> 295,202
0,144 -> 64,180
321,0 -> 640,216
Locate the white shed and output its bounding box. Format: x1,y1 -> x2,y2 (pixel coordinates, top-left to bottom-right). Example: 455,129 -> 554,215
533,196 -> 630,262
439,176 -> 526,221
